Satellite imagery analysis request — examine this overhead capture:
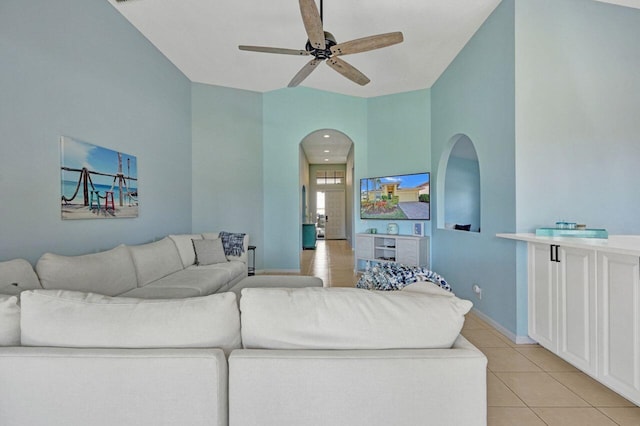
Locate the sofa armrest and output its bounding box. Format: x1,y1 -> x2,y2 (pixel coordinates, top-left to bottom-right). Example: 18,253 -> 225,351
0,347 -> 228,426
0,258 -> 42,295
229,335 -> 487,426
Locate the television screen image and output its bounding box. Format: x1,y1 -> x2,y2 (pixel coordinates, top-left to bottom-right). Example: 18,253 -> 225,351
360,172 -> 430,220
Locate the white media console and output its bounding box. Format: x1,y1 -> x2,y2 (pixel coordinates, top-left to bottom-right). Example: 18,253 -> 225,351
355,233 -> 429,272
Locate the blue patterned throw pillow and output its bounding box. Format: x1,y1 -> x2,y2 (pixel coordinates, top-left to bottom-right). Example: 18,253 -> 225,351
356,262 -> 452,293
219,231 -> 246,257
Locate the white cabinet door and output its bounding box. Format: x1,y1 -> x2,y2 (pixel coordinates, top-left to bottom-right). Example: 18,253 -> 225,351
354,234 -> 429,272
355,234 -> 374,259
557,246 -> 596,374
396,238 -> 418,265
528,243 -> 558,352
598,252 -> 640,404
529,243 -> 596,371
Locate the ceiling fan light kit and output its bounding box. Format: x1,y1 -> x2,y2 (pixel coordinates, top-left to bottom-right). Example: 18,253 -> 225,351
239,0 -> 404,88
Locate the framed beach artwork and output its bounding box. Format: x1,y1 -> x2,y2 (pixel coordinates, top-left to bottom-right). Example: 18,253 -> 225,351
60,136 -> 138,220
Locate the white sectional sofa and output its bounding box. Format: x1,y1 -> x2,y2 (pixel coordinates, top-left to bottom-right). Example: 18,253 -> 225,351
0,232 -> 252,298
0,283 -> 487,426
0,290 -> 237,426
36,232 -> 252,298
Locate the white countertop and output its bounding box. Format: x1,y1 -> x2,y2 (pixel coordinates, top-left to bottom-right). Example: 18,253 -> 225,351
497,233 -> 640,257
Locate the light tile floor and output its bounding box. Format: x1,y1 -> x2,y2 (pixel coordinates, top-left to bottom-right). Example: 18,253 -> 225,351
299,239 -> 640,426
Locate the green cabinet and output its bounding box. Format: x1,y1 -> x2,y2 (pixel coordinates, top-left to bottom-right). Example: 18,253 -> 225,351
302,224 -> 317,249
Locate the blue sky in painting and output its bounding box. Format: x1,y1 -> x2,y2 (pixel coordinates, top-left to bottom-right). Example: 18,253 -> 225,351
360,172 -> 429,191
61,137 -> 137,187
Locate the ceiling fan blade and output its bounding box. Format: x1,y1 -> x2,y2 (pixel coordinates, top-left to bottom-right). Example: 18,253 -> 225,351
326,57 -> 370,86
330,32 -> 404,56
299,0 -> 326,50
288,58 -> 323,87
239,45 -> 310,56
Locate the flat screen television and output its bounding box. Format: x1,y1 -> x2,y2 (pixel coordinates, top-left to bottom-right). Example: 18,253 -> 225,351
360,172 -> 430,220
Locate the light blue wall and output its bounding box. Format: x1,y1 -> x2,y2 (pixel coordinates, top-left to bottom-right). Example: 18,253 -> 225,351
260,87 -> 431,271
6,2 -> 634,344
512,0 -> 640,336
366,90 -> 432,237
515,0 -> 640,233
0,0 -> 192,263
191,83 -> 264,268
263,87 -> 367,271
431,0 -> 517,334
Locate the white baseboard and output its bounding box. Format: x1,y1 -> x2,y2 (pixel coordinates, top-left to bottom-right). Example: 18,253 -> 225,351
471,308 -> 538,345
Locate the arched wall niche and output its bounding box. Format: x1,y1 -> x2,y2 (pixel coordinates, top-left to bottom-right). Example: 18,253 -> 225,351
436,134 -> 481,233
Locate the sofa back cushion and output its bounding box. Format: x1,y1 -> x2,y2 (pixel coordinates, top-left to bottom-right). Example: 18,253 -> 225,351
168,234 -> 203,268
36,245 -> 137,296
0,295 -> 20,346
192,238 -> 228,266
0,258 -> 42,295
20,290 -> 241,352
240,287 -> 473,350
128,237 -> 183,287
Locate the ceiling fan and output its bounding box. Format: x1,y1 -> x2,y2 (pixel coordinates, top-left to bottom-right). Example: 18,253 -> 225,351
239,0 -> 403,87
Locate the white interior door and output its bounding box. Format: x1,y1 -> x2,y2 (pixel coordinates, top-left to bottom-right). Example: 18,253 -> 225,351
324,190 -> 345,239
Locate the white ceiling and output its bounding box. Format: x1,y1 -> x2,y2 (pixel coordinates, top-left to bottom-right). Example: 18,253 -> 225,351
595,0 -> 640,9
301,129 -> 353,164
108,0 -> 639,98
107,0 -> 639,162
109,0 -> 504,98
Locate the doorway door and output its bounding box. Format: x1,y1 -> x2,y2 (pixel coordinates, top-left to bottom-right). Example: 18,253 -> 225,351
323,190 -> 346,239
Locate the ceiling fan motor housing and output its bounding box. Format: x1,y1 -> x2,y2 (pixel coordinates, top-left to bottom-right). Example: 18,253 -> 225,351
306,31 -> 336,59
238,0 -> 403,88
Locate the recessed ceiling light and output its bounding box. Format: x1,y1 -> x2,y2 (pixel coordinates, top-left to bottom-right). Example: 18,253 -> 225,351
323,134 -> 330,138
324,158 -> 329,162
324,150 -> 330,153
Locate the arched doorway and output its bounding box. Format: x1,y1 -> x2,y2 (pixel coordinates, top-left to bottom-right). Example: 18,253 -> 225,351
299,129 -> 355,247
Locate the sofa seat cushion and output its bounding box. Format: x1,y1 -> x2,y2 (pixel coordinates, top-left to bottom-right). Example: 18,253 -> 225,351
240,287 -> 473,350
0,295 -> 20,346
168,234 -> 203,268
0,259 -> 42,295
187,260 -> 246,283
138,268 -> 231,296
228,275 -> 324,297
119,285 -> 202,299
20,290 -> 241,352
36,245 -> 137,296
128,237 -> 184,287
